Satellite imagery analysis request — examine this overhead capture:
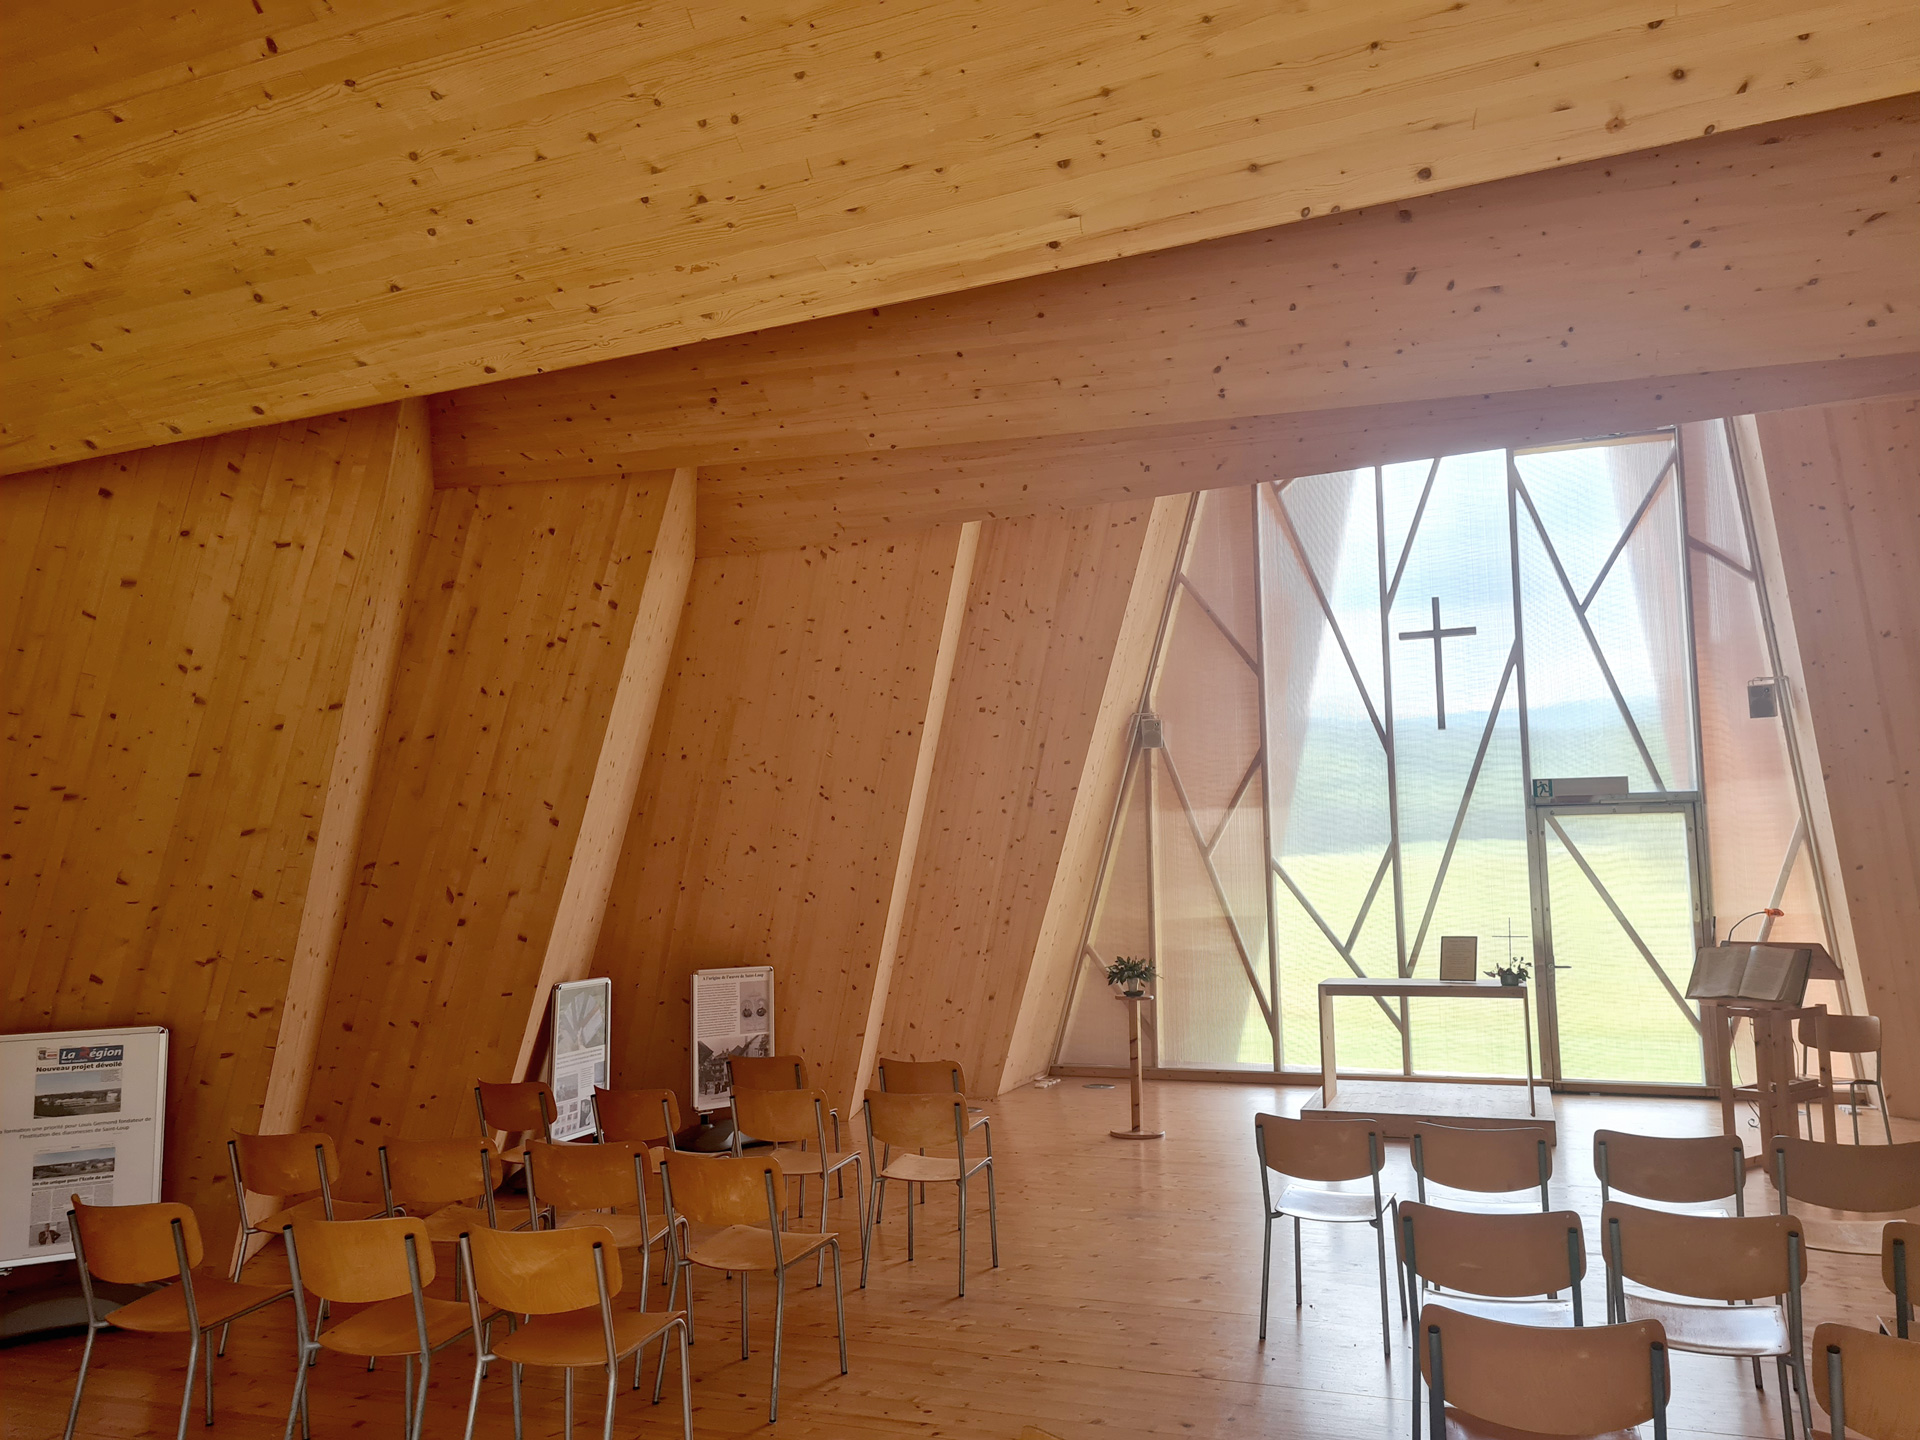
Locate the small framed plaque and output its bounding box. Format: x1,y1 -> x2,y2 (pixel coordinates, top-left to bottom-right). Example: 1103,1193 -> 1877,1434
1438,935 -> 1478,983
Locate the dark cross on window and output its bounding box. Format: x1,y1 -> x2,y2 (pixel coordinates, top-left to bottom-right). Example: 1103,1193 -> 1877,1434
1397,597 -> 1477,729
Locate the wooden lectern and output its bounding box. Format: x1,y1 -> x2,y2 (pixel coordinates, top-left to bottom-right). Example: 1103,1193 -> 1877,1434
1698,943 -> 1846,1157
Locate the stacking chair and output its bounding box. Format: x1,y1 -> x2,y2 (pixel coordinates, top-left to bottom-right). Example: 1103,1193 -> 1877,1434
729,1054 -> 813,1091
64,1197 -> 293,1440
874,1057 -> 991,1195
1413,1303 -> 1670,1440
865,1089 -> 998,1297
458,1223 -> 691,1440
524,1136 -> 679,1387
1810,1322 -> 1920,1440
1253,1113 -> 1397,1356
1882,1219 -> 1915,1339
1770,1136 -> 1920,1257
1411,1122 -> 1552,1213
378,1136 -> 520,1254
732,1086 -> 870,1284
1602,1200 -> 1812,1439
473,1079 -> 555,1164
1397,1202 -> 1586,1327
1798,1014 -> 1895,1146
227,1131 -> 380,1273
1595,1129 -> 1747,1216
282,1216 -> 482,1440
593,1084 -> 684,1153
659,1150 -> 848,1422
225,1131 -> 378,1352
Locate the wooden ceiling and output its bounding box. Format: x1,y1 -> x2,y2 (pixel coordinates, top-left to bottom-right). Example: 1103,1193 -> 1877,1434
7,0 -> 1919,472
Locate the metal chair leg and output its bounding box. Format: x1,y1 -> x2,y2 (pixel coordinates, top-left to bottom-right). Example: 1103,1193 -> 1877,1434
957,1171 -> 969,1298
740,1272 -> 751,1359
1372,1217 -> 1391,1359
64,1324 -> 97,1440
769,1265 -> 786,1422
462,1347 -> 485,1440
985,1159 -> 999,1269
831,1240 -> 848,1376
510,1361 -> 525,1440
601,1363 -> 618,1440
906,1178 -> 916,1260
1258,1215 -> 1272,1340
1293,1217 -> 1304,1308
676,1323 -> 693,1439
282,1342 -> 312,1440
411,1353 -> 432,1440
175,1331 -> 201,1440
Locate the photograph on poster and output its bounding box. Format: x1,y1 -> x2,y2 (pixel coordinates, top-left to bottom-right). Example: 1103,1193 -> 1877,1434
547,979 -> 612,1140
33,1067 -> 124,1119
691,966 -> 775,1110
28,1146 -> 114,1251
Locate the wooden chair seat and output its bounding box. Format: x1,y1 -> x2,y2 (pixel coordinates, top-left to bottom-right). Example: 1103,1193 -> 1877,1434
1274,1183 -> 1383,1224
1798,1217 -> 1886,1258
1441,1410 -> 1641,1440
684,1224 -> 838,1273
879,1150 -> 988,1186
107,1276 -> 290,1334
763,1146 -> 860,1179
555,1209 -> 670,1250
407,1202 -> 498,1243
314,1295 -> 472,1357
491,1306 -> 682,1369
253,1195 -> 383,1234
1622,1294 -> 1791,1358
1419,1294 -> 1577,1329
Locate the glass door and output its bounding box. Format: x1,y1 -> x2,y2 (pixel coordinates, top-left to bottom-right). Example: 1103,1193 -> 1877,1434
1529,799 -> 1711,1086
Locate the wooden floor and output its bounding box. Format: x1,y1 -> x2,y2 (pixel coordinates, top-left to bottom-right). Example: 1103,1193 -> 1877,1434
3,1083 -> 1913,1439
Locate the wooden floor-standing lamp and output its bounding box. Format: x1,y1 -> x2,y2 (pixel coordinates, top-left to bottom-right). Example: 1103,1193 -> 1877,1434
1111,991 -> 1164,1141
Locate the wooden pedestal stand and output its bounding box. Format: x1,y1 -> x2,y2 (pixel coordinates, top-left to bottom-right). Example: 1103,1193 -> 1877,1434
1703,998 -> 1836,1164
1110,993 -> 1164,1140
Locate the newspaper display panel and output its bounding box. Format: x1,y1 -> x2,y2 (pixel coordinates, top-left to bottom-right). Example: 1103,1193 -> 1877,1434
545,978 -> 613,1142
0,1026 -> 168,1268
690,966 -> 774,1112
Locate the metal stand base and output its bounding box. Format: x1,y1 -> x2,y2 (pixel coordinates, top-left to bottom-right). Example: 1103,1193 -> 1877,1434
1109,1129 -> 1165,1141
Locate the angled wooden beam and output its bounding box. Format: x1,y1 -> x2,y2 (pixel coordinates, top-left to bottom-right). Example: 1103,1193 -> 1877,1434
9,5 -> 1918,469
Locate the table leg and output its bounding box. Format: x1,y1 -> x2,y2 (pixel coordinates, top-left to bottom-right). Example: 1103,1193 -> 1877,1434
1522,992 -> 1537,1116
1319,992 -> 1338,1107
1815,1012 -> 1837,1144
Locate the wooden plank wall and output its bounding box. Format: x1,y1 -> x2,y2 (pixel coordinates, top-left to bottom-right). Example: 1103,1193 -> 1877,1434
591,528 -> 974,1117
876,503 -> 1161,1094
1755,393 -> 1920,1116
300,474 -> 685,1179
0,404 -> 424,1216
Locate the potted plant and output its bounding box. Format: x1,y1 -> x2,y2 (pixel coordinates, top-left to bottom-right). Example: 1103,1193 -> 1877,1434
1106,956 -> 1156,999
1486,956 -> 1532,988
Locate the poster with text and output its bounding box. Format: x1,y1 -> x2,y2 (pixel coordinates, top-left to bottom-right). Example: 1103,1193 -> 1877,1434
1,1027 -> 167,1267
691,966 -> 774,1111
546,979 -> 612,1141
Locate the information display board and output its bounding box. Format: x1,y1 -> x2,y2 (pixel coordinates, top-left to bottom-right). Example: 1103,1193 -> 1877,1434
690,967 -> 774,1112
544,979 -> 612,1142
0,1026 -> 168,1269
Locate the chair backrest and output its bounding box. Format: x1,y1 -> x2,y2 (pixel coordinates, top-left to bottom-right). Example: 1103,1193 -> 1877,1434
1810,1322 -> 1920,1440
1594,1128 -> 1745,1210
731,1087 -> 831,1148
1254,1113 -> 1383,1185
70,1197 -> 202,1285
463,1223 -> 620,1314
865,1090 -> 970,1153
379,1136 -> 502,1211
660,1151 -> 784,1229
1413,1122 -> 1551,1201
1796,1012 -> 1882,1056
874,1058 -> 967,1094
475,1080 -> 555,1138
233,1131 -> 339,1195
1771,1135 -> 1920,1214
1398,1202 -> 1585,1302
525,1139 -> 651,1213
287,1216 -> 436,1302
592,1086 -> 682,1146
1602,1200 -> 1805,1303
1418,1303 -> 1667,1435
728,1055 -> 809,1091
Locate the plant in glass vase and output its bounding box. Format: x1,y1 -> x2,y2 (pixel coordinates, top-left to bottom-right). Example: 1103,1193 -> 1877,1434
1105,956 -> 1156,999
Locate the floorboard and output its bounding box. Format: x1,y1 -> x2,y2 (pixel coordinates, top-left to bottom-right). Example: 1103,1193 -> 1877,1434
1,1083 -> 1909,1439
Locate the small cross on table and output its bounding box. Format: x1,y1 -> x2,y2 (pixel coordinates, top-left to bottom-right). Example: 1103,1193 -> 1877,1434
1398,596 -> 1477,729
